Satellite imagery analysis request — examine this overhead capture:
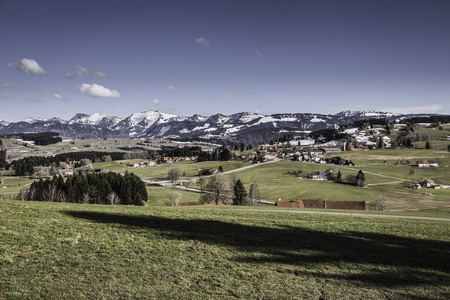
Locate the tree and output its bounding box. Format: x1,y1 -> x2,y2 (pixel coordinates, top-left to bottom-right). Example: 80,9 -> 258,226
200,174 -> 229,205
230,173 -> 238,187
167,168 -> 182,187
345,174 -> 357,186
247,182 -> 260,206
233,179 -> 247,205
377,138 -> 383,149
371,195 -> 389,211
336,170 -> 343,183
425,140 -> 431,149
166,191 -> 181,206
356,170 -> 366,187
219,148 -> 232,161
107,191 -> 120,205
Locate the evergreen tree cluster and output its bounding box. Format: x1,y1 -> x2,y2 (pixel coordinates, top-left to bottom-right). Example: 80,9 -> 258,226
26,171 -> 147,205
1,132 -> 62,145
55,151 -> 125,162
400,115 -> 450,125
159,146 -> 202,157
196,148 -> 233,162
9,151 -> 126,176
0,148 -> 8,169
10,156 -> 54,176
309,129 -> 348,142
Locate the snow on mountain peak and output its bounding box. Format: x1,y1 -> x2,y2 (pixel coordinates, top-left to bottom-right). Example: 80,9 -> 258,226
68,113 -> 122,127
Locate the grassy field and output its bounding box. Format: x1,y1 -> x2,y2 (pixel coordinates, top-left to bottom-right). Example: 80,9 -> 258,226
1,200 -> 449,299
93,160 -> 248,181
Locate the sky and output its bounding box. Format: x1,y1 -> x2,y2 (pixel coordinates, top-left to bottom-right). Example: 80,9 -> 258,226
1,0 -> 449,122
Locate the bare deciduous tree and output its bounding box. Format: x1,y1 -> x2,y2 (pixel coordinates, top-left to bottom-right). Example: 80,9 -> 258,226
17,188 -> 29,200
371,195 -> 389,211
167,168 -> 182,187
200,174 -> 229,205
246,182 -> 260,206
82,193 -> 90,204
166,191 -> 181,206
107,192 -> 120,205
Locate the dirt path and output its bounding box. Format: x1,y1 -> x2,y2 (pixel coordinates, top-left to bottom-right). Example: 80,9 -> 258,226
237,209 -> 450,222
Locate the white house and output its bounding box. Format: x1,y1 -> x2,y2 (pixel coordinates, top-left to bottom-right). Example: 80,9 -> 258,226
417,160 -> 439,168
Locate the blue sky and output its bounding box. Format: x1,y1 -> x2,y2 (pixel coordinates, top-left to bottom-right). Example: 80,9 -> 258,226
1,0 -> 449,121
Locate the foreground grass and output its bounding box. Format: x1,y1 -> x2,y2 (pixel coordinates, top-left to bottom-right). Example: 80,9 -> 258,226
1,201 -> 449,299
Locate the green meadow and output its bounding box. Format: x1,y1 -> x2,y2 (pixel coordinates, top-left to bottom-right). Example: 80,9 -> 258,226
1,200 -> 449,299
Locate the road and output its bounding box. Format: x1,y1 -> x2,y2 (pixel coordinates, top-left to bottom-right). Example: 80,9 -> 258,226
237,209 -> 450,222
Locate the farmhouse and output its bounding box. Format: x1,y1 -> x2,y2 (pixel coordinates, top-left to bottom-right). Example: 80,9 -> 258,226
57,169 -> 74,177
127,162 -> 139,168
417,160 -> 439,168
310,171 -> 327,180
422,179 -> 435,188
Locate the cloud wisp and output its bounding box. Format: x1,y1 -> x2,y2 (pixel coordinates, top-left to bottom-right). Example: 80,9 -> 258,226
65,65 -> 89,79
53,93 -> 66,101
8,58 -> 47,75
195,37 -> 210,47
0,93 -> 11,98
152,99 -> 161,104
94,71 -> 107,77
76,83 -> 120,98
167,85 -> 191,91
251,49 -> 263,57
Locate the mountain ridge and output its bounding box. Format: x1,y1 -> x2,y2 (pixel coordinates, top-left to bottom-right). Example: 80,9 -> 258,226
0,110 -> 441,144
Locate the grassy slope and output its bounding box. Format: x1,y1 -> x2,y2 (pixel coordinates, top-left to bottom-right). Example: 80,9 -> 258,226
1,201 -> 449,299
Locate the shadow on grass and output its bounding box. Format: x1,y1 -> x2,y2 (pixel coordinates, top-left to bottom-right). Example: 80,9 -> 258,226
65,211 -> 450,291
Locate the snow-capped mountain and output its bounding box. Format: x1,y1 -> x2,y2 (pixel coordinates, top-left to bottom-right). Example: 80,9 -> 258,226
69,113 -> 122,128
0,110 -> 440,143
334,110 -> 396,118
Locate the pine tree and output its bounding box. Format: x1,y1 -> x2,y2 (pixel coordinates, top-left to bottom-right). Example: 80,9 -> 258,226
336,170 -> 343,182
356,170 -> 366,187
233,180 -> 247,205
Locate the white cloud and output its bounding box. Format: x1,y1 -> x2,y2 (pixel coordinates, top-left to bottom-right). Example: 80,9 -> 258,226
152,99 -> 161,104
76,83 -> 120,98
252,49 -> 263,57
255,109 -> 260,113
53,93 -> 66,101
94,71 -> 107,77
0,93 -> 11,98
227,86 -> 246,95
9,58 -> 47,74
383,104 -> 443,114
1,83 -> 14,88
195,37 -> 210,47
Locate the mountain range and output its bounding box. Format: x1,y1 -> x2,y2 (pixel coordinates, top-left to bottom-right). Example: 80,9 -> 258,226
0,110 -> 435,144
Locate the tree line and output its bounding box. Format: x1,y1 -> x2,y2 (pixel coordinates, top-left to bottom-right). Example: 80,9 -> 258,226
20,171 -> 147,205
1,132 -> 62,146
8,151 -> 126,176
